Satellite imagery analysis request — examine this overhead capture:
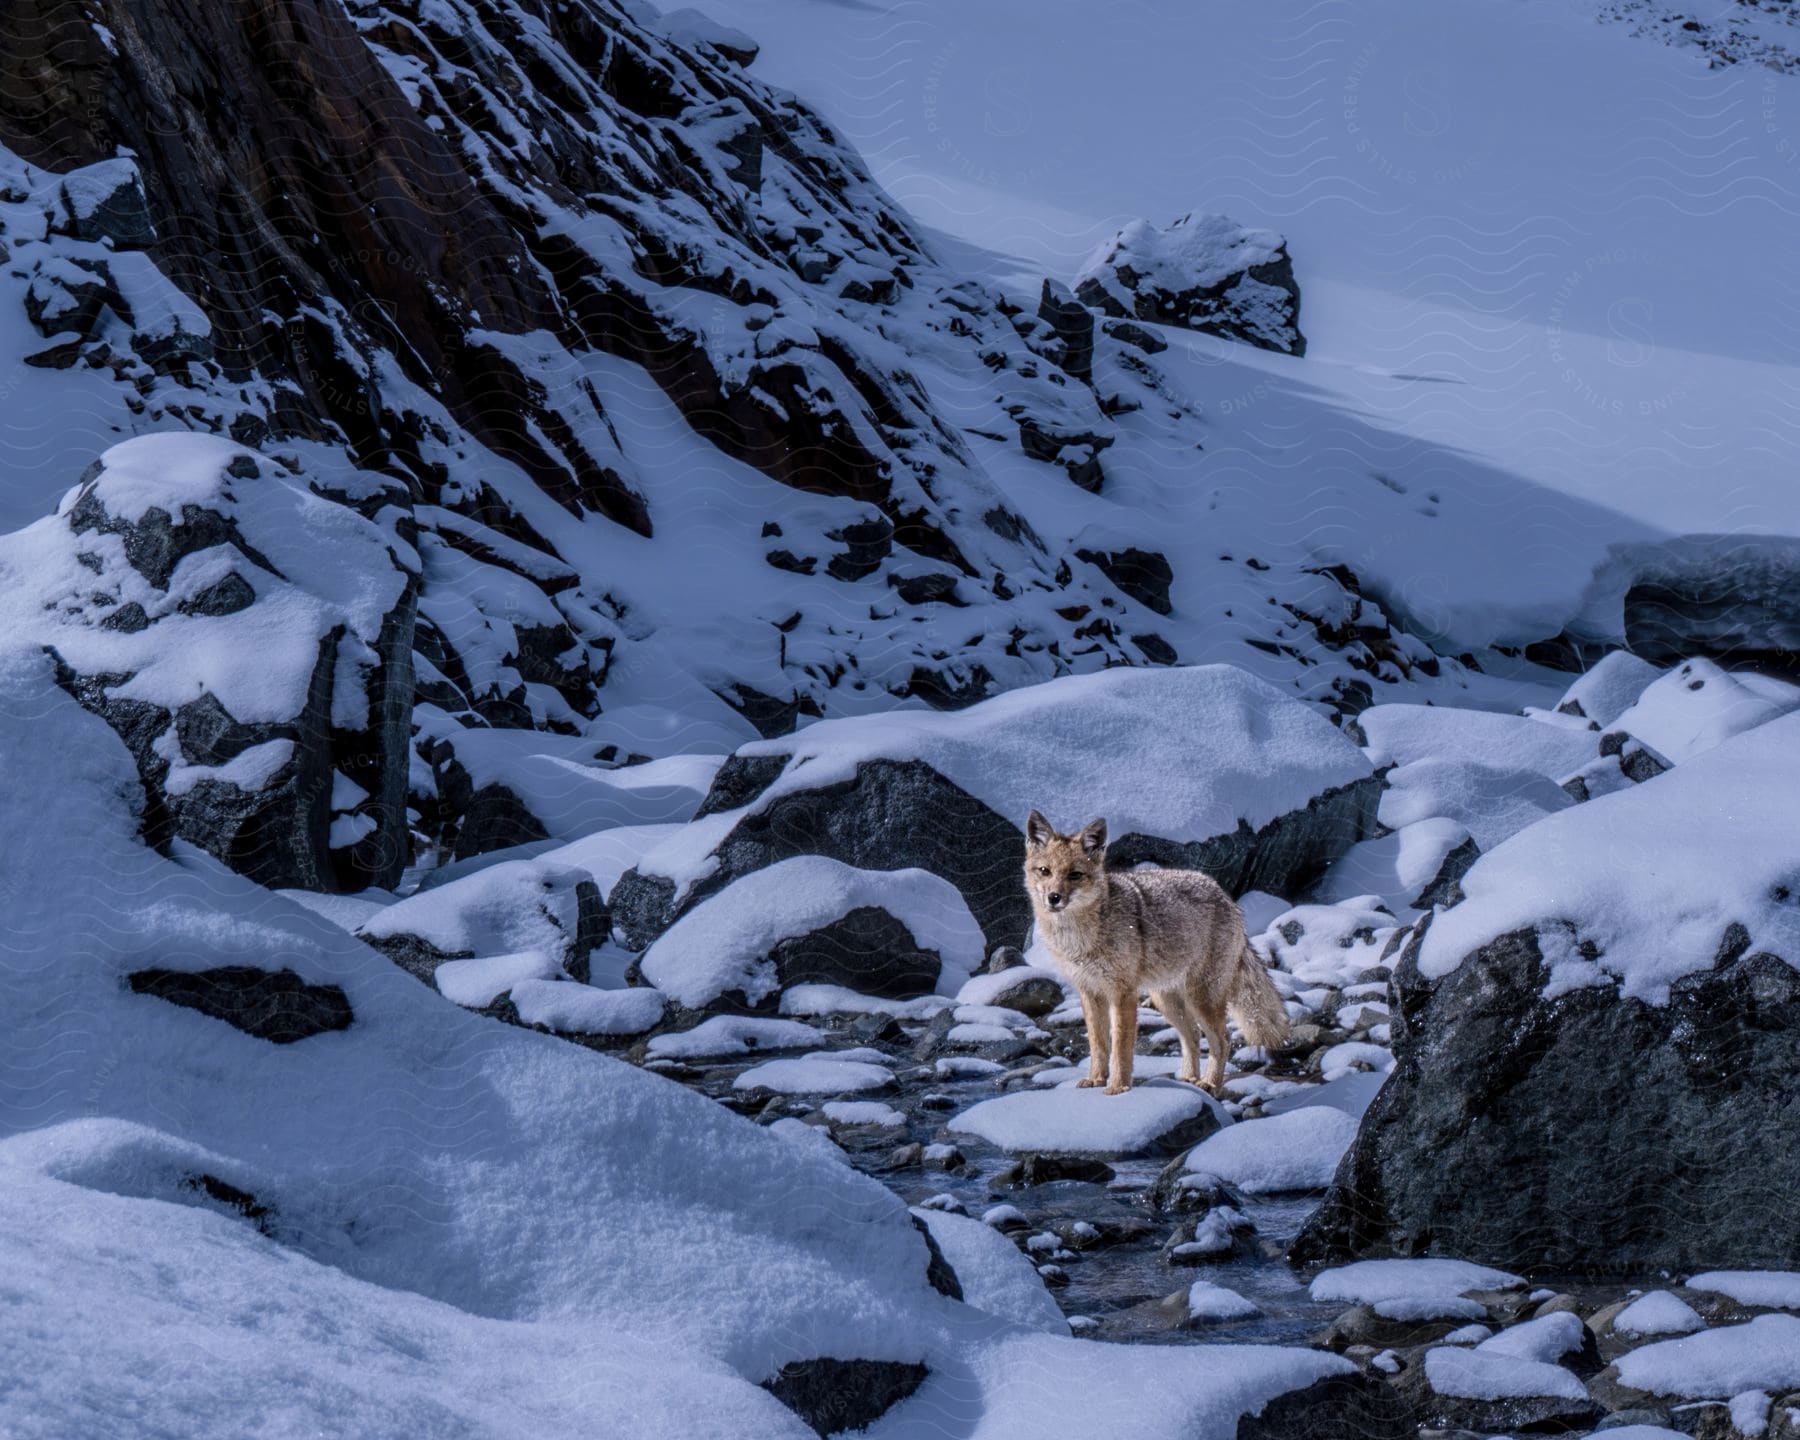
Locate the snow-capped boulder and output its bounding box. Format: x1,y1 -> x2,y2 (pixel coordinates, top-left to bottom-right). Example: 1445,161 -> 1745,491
1074,212 -> 1306,355
949,1080 -> 1226,1160
637,857 -> 985,1010
1294,713 -> 1800,1272
611,665 -> 1378,951
357,857 -> 607,987
1553,651 -> 1662,728
1607,656 -> 1799,767
0,435 -> 417,891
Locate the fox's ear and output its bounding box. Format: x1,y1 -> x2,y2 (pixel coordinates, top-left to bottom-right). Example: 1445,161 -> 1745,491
1025,809 -> 1054,848
1078,818 -> 1107,856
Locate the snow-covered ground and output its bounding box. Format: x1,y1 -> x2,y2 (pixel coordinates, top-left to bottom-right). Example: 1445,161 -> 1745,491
3,0 -> 1798,1433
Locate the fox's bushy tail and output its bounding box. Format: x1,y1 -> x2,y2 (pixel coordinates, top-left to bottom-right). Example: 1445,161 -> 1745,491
1226,938 -> 1290,1050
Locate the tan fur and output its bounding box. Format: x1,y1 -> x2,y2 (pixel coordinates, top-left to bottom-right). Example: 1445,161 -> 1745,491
1023,810 -> 1290,1095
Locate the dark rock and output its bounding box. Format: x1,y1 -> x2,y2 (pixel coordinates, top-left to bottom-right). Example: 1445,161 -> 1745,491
768,905 -> 944,1000
1393,1356 -> 1602,1435
890,572 -> 964,606
363,932 -> 472,987
1234,1370 -> 1412,1440
1016,413 -> 1112,493
184,1173 -> 272,1234
178,571 -> 256,617
1414,836 -> 1479,910
971,970 -> 1063,1018
1075,546 -> 1174,615
99,600 -> 151,633
824,515 -> 893,582
1075,213 -> 1306,356
694,753 -> 790,818
911,1214 -> 963,1300
451,783 -> 551,862
994,1154 -> 1117,1188
1109,775 -> 1382,903
1103,318 -> 1167,354
611,757 -> 1029,951
128,966 -> 352,1043
980,945 -> 1026,975
1318,1304 -> 1465,1351
1293,924 -> 1800,1273
761,1357 -> 929,1438
1133,632 -> 1178,665
1146,1159 -> 1248,1216
1036,278 -> 1094,382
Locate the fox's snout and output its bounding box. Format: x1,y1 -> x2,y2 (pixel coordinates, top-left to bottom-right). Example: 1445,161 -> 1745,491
1044,890 -> 1064,910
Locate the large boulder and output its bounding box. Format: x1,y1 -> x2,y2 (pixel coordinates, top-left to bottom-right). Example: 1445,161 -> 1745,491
3,435 -> 417,890
1294,712 -> 1800,1272
1074,212 -> 1305,356
609,665 -> 1378,952
637,857 -> 985,1010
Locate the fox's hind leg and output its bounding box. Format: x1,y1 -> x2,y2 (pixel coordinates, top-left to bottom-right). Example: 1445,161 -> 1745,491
1150,988 -> 1203,1087
1105,985 -> 1138,1095
1192,994 -> 1231,1096
1076,990 -> 1111,1088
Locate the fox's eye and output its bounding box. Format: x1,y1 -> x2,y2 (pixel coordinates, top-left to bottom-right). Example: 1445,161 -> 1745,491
1036,866 -> 1051,877
1068,872 -> 1084,883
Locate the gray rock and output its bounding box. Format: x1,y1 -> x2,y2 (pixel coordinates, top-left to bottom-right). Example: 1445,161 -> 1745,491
1233,1371 -> 1412,1440
1293,921 -> 1800,1272
760,1357 -> 929,1438
128,966 -> 352,1043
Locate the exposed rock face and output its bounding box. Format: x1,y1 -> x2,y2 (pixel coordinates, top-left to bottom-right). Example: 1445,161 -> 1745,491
761,1357 -> 929,1437
128,967 -> 353,1042
767,906 -> 945,999
1292,923 -> 1800,1273
1233,1371 -> 1411,1440
613,757 -> 1030,951
1075,212 -> 1305,356
22,437 -> 418,891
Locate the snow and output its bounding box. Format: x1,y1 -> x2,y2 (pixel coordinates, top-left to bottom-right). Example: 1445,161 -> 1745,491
1358,703 -> 1601,781
1310,1260 -> 1524,1321
639,857 -> 984,1008
912,1209 -> 1068,1335
1556,652 -> 1662,728
1687,1271 -> 1800,1311
1614,1315 -> 1800,1399
434,950 -> 559,1008
0,647 -> 973,1436
1262,1070 -> 1387,1120
1733,1391 -> 1773,1437
731,1057 -> 895,1095
1611,659 -> 1800,765
1476,1311 -> 1587,1363
645,1015 -> 824,1061
956,965 -> 1071,1009
361,859 -> 586,963
779,986 -> 955,1020
1613,1290 -> 1705,1337
949,1080 -> 1226,1158
1315,1042 -> 1395,1083
1314,817 -> 1470,912
1419,712 -> 1800,1002
1186,1280 -> 1262,1322
1377,757 -> 1574,852
1422,1345 -> 1588,1402
1181,1106 -> 1359,1194
509,980 -> 666,1036
822,1101 -> 906,1128
634,666 -> 1371,894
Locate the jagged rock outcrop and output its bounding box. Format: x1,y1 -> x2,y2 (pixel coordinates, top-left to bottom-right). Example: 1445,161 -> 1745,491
1075,212 -> 1305,356
7,434 -> 417,889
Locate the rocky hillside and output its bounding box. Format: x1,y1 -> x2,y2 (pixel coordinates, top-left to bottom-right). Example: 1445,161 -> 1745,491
0,0 -> 1566,890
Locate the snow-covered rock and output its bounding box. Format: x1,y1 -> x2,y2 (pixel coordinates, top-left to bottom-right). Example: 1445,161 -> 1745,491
644,1015 -> 824,1062
1074,212 -> 1306,356
1310,1260 -> 1524,1322
1612,1290 -> 1706,1338
612,665 -> 1378,950
1609,657 -> 1800,767
0,434 -> 417,891
1296,714 -> 1800,1273
949,1080 -> 1226,1159
1181,1105 -> 1359,1194
638,857 -> 983,1009
1553,651 -> 1663,728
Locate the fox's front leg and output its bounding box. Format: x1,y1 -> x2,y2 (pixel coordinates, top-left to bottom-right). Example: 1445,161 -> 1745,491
1105,986 -> 1137,1095
1077,990 -> 1111,1088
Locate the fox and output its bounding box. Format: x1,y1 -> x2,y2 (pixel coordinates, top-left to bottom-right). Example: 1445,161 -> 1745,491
1023,810 -> 1290,1096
